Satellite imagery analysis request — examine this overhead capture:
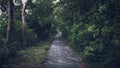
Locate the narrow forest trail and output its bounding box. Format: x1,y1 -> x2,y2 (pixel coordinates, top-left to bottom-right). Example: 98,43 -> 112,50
44,33 -> 86,68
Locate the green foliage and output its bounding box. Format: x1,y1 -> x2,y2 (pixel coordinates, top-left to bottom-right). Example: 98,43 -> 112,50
55,0 -> 120,68
0,19 -> 8,66
0,0 -> 119,68
13,20 -> 38,48
0,19 -> 6,44
2,41 -> 51,68
27,0 -> 56,40
0,0 -> 56,67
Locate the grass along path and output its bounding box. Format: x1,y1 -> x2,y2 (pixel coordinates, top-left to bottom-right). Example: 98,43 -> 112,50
3,41 -> 51,68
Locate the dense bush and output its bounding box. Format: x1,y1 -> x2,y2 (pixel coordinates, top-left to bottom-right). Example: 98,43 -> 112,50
0,20 -> 38,66
55,0 -> 120,68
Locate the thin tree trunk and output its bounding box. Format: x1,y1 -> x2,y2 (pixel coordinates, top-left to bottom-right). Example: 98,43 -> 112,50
22,6 -> 26,47
5,0 -> 14,46
21,0 -> 28,47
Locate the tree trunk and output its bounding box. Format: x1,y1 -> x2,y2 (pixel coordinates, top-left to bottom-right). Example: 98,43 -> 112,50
21,0 -> 28,47
22,6 -> 26,47
5,0 -> 14,46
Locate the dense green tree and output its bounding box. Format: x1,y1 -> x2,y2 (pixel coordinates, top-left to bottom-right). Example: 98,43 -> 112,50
54,0 -> 120,68
27,0 -> 55,40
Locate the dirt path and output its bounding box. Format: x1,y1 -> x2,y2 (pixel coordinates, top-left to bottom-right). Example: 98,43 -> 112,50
44,37 -> 84,68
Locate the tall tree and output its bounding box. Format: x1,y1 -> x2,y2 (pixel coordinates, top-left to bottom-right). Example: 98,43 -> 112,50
21,0 -> 28,46
5,0 -> 14,46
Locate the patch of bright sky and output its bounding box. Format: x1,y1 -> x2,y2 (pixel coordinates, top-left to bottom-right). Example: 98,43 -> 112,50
53,0 -> 60,4
0,0 -> 58,15
13,0 -> 36,6
22,0 -> 28,5
32,0 -> 36,3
